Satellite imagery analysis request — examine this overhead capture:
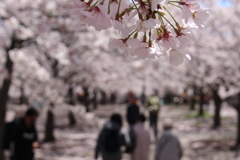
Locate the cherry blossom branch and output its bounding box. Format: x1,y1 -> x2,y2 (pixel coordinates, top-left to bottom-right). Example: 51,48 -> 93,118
163,6 -> 179,26
116,0 -> 122,19
131,0 -> 143,20
69,0 -> 209,66
168,2 -> 182,9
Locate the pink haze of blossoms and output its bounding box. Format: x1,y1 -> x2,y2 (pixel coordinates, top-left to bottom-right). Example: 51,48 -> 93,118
69,0 -> 209,66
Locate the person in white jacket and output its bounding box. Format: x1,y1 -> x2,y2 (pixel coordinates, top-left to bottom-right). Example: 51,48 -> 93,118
131,113 -> 151,160
155,118 -> 183,160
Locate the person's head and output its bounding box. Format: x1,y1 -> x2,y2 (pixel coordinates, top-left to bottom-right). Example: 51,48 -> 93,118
110,113 -> 123,127
130,95 -> 138,104
128,91 -> 134,97
136,113 -> 146,123
153,89 -> 159,96
163,118 -> 173,130
127,91 -> 136,103
25,107 -> 39,124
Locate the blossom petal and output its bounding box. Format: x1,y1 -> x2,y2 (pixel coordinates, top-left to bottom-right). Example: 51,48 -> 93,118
169,50 -> 184,66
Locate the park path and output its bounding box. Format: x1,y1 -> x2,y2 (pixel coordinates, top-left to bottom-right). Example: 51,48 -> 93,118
34,103 -> 240,160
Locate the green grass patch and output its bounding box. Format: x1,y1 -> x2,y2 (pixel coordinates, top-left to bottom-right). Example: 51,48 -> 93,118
186,112 -> 213,119
222,116 -> 232,120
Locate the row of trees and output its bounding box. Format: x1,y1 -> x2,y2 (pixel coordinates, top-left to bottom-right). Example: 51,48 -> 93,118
180,0 -> 240,147
0,0 -> 240,158
0,0 -> 184,158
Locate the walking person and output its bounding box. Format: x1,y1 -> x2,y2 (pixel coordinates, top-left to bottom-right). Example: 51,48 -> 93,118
10,108 -> 39,160
95,113 -> 127,160
155,118 -> 183,160
126,90 -> 134,104
146,90 -> 161,139
126,95 -> 140,127
131,113 -> 151,160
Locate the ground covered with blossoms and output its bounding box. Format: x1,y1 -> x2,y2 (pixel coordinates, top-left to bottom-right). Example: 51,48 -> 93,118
19,103 -> 240,160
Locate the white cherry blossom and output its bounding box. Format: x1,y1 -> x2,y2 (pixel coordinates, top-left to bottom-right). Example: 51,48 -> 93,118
193,9 -> 209,29
68,0 -> 209,65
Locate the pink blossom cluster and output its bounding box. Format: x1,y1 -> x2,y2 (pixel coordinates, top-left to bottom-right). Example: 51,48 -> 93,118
70,0 -> 209,65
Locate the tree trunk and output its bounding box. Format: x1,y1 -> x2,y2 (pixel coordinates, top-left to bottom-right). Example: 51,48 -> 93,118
93,90 -> 98,110
235,93 -> 240,147
67,86 -> 75,105
44,109 -> 55,142
100,90 -> 107,104
0,53 -> 13,160
110,92 -> 116,104
198,88 -> 204,116
190,97 -> 196,111
189,86 -> 197,111
68,110 -> 76,126
236,109 -> 240,147
213,101 -> 221,128
52,59 -> 59,78
212,89 -> 222,128
83,87 -> 90,112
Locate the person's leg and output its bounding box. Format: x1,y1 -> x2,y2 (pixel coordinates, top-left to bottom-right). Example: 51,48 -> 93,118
149,112 -> 154,128
150,112 -> 158,140
153,113 -> 158,138
154,112 -> 159,138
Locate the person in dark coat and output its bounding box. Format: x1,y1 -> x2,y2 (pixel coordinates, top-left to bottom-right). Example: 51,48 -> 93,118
95,113 -> 127,160
126,95 -> 140,127
11,108 -> 39,160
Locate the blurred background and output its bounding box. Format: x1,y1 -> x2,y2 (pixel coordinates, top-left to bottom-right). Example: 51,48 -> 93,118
0,0 -> 240,159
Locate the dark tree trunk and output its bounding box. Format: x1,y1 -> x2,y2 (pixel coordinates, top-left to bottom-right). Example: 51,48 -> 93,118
212,89 -> 222,128
190,97 -> 196,111
0,53 -> 13,160
110,92 -> 116,104
83,87 -> 90,112
189,86 -> 197,111
198,88 -> 204,116
68,110 -> 76,126
67,86 -> 75,105
44,109 -> 55,142
236,109 -> 240,147
235,93 -> 240,147
93,89 -> 98,110
52,59 -> 59,78
100,90 -> 107,104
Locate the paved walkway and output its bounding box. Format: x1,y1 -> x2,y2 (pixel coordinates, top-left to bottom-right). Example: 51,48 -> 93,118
32,103 -> 240,160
